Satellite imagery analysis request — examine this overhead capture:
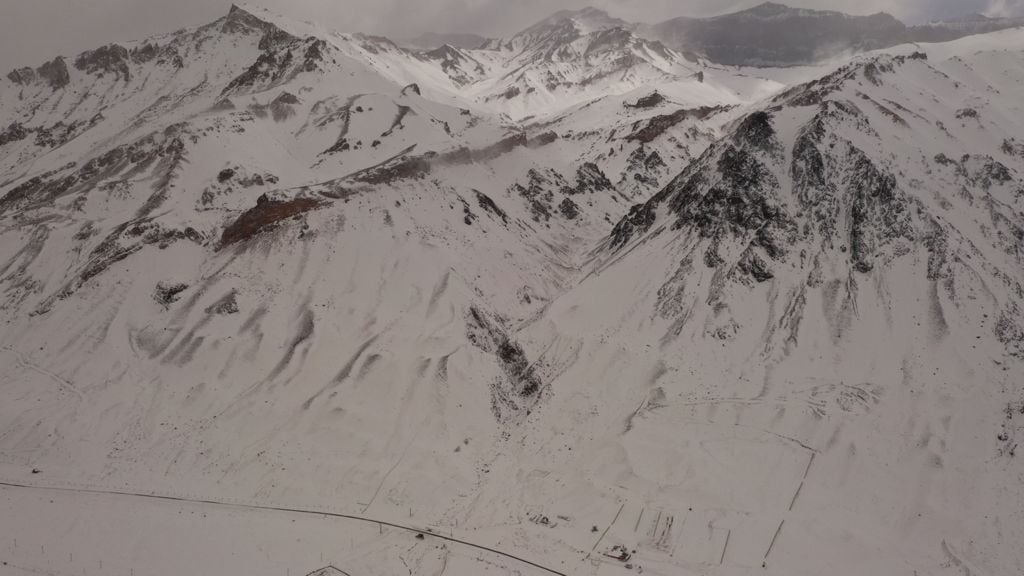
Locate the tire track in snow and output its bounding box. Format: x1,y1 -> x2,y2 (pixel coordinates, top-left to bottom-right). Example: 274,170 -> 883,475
0,480 -> 567,576
0,346 -> 83,401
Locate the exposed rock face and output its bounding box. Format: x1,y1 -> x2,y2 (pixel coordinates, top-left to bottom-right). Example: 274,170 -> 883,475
608,52 -> 1024,351
74,45 -> 131,81
7,67 -> 37,85
619,145 -> 668,196
221,37 -> 326,97
510,168 -> 562,222
565,162 -> 613,195
465,306 -> 542,423
733,111 -> 782,157
269,91 -> 300,121
154,281 -> 189,308
130,43 -> 159,64
474,190 -> 508,224
626,91 -> 665,109
1,124 -> 189,217
610,79 -> 921,288
221,4 -> 298,51
7,57 -> 70,89
626,106 -> 729,143
204,290 -> 239,315
558,196 -> 580,219
508,162 -> 616,222
609,201 -> 657,251
0,123 -> 28,146
220,194 -> 325,247
419,45 -> 487,86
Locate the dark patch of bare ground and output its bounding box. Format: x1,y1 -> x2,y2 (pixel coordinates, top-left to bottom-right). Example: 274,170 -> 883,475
220,194 -> 325,247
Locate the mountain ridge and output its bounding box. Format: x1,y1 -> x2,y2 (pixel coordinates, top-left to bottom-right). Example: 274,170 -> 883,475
10,1 -> 1024,80
1,4 -> 1023,576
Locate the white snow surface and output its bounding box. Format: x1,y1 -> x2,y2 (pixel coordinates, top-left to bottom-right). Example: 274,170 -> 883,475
0,4 -> 1023,576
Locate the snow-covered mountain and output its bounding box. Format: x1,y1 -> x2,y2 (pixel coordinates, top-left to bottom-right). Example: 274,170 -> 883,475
647,2 -> 1024,67
402,32 -> 489,51
463,8 -> 706,120
1,4 -> 1023,576
911,12 -> 1024,43
647,2 -> 909,67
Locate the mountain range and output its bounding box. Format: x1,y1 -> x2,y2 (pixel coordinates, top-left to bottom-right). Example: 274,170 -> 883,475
1,3 -> 1023,576
403,2 -> 1024,67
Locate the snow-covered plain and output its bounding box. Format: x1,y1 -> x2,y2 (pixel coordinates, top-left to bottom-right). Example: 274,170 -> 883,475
1,5 -> 1023,576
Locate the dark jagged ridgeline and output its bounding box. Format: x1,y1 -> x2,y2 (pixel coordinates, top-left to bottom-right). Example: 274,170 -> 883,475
610,96 -> 922,286
221,37 -> 328,96
75,44 -> 132,81
625,91 -> 665,109
626,106 -> 730,143
7,57 -> 70,89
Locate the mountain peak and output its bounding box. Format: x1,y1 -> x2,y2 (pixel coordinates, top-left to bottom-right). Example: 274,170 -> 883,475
945,12 -> 993,22
747,2 -> 794,15
405,32 -> 487,50
224,3 -> 272,27
522,6 -> 627,36
221,3 -> 323,44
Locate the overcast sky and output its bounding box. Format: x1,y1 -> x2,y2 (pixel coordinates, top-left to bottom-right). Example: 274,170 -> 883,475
2,0 -> 1022,72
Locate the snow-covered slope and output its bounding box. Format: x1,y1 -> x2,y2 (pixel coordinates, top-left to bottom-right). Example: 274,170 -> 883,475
0,4 -> 1022,576
517,42 -> 1024,575
466,8 -> 705,120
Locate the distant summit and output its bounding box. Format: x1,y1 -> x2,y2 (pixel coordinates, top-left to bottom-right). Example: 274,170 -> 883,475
909,11 -> 1024,43
637,1 -> 1024,67
646,2 -> 906,66
404,32 -> 488,51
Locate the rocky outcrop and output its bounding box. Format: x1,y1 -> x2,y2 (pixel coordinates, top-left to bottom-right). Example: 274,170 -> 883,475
510,169 -> 563,222
609,201 -> 657,251
626,91 -> 665,109
0,123 -> 28,146
6,67 -> 36,85
558,197 -> 580,219
626,106 -> 729,143
269,91 -> 300,121
220,194 -> 325,247
221,37 -> 326,96
563,162 -> 613,195
221,4 -> 298,51
74,45 -> 131,81
6,57 -> 70,89
619,146 -> 668,195
1,125 -> 189,217
465,306 -> 542,423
